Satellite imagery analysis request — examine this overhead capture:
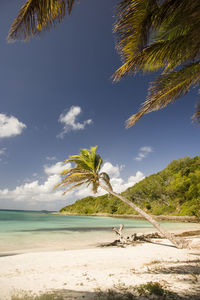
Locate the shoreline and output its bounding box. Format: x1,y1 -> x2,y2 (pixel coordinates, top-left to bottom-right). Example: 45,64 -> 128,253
1,227 -> 200,259
51,212 -> 199,223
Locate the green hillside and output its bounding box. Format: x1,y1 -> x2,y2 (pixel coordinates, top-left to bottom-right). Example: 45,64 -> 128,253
60,156 -> 200,217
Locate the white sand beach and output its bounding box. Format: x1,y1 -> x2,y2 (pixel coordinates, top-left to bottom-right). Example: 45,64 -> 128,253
0,237 -> 200,299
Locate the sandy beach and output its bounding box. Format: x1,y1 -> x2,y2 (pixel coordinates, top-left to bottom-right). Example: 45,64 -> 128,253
1,235 -> 200,300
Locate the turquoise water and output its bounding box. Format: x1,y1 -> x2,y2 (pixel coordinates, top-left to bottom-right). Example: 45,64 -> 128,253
0,210 -> 199,254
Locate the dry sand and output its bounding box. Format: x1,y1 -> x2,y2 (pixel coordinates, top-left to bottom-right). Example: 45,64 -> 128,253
0,237 -> 200,299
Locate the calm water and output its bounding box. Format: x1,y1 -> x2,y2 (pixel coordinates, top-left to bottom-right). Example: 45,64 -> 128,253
0,210 -> 199,254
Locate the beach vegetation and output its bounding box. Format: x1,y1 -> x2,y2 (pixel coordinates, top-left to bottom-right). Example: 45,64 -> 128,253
8,1 -> 200,126
55,146 -> 185,248
11,286 -> 179,300
134,281 -> 175,298
96,281 -> 179,299
11,291 -> 64,300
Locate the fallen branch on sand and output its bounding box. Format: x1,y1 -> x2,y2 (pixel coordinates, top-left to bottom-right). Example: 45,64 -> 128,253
112,224 -> 164,246
100,225 -> 196,248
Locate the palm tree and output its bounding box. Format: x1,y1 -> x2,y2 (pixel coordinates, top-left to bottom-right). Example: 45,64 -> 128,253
55,146 -> 184,248
8,0 -> 200,126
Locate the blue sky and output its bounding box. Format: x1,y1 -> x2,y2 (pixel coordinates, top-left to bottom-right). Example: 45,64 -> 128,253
0,0 -> 199,210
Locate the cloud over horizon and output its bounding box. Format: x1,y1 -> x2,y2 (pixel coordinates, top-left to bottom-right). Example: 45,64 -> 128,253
0,160 -> 145,210
0,113 -> 26,138
57,106 -> 92,138
135,146 -> 153,161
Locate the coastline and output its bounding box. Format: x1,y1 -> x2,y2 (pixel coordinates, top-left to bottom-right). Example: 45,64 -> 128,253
51,212 -> 199,223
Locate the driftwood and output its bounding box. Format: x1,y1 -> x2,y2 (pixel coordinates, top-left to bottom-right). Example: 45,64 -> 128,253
111,224 -> 163,247
112,224 -> 127,244
98,225 -> 192,249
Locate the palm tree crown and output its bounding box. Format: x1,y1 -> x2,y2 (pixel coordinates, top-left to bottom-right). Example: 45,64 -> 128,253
55,146 -> 112,194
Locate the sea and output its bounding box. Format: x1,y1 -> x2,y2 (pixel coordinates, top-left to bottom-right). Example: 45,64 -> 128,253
0,209 -> 199,255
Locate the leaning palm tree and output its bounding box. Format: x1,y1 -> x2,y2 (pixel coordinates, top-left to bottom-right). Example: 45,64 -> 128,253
8,0 -> 200,125
55,146 -> 184,249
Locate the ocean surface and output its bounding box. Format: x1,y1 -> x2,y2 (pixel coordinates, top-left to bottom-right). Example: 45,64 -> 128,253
0,210 -> 199,254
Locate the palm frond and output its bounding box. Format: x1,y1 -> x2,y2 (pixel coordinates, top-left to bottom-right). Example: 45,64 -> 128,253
114,0 -> 158,79
114,0 -> 200,80
156,0 -> 200,31
114,30 -> 200,80
126,61 -> 200,127
114,0 -> 158,52
100,172 -> 113,191
113,0 -> 200,125
8,0 -> 76,41
58,172 -> 92,186
62,181 -> 85,195
66,157 -> 93,172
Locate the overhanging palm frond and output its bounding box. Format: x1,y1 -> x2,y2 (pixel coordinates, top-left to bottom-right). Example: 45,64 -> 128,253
114,0 -> 158,52
113,0 -> 158,80
114,0 -> 200,125
8,0 -> 76,41
126,61 -> 200,127
114,30 -> 200,80
156,0 -> 200,31
114,0 -> 200,80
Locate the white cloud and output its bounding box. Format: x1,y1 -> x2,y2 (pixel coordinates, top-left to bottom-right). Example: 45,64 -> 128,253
44,161 -> 71,175
0,161 -> 144,209
0,113 -> 26,138
0,161 -> 73,203
57,106 -> 92,138
110,171 -> 145,193
135,146 -> 153,161
46,156 -> 57,161
101,162 -> 121,178
0,147 -> 6,156
0,174 -> 72,202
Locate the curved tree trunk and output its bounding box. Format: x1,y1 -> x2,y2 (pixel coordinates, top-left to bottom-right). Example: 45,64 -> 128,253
99,183 -> 184,249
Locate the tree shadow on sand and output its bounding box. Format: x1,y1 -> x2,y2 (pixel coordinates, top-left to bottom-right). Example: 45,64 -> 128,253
139,259 -> 200,299
145,259 -> 200,275
12,285 -> 200,300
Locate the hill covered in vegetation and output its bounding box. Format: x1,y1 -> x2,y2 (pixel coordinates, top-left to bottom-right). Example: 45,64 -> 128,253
60,156 -> 200,217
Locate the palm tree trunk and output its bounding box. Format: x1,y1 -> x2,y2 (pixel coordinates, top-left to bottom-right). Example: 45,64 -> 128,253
99,183 -> 184,249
